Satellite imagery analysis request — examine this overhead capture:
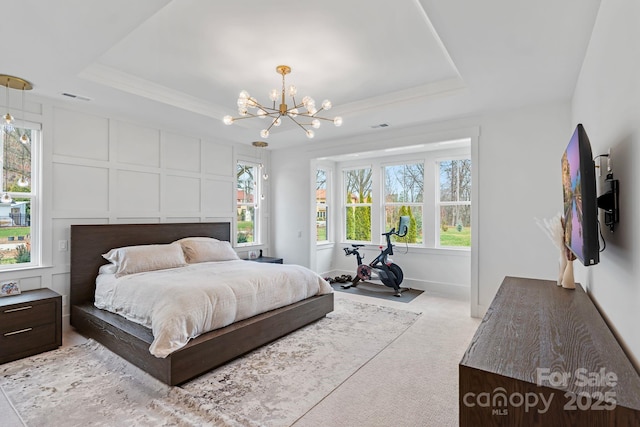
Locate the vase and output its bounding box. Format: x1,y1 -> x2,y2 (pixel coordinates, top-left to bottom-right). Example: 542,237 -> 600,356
561,259 -> 576,289
558,255 -> 567,287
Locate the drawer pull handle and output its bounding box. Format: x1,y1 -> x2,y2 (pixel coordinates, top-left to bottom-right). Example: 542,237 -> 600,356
4,328 -> 33,336
4,305 -> 33,313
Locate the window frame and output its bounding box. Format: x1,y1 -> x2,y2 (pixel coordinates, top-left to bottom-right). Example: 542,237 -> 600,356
0,120 -> 41,270
335,146 -> 471,251
236,160 -> 261,246
435,157 -> 472,249
342,166 -> 373,243
382,161 -> 425,245
315,168 -> 330,244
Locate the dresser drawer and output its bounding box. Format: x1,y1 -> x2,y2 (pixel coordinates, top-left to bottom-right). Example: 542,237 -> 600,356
0,323 -> 57,361
0,300 -> 56,333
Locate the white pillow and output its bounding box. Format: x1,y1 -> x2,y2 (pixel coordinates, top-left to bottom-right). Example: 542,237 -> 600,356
175,237 -> 239,263
103,243 -> 187,278
98,263 -> 117,275
175,236 -> 219,244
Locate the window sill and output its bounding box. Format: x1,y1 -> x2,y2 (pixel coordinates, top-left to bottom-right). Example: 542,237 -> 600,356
316,242 -> 335,250
338,242 -> 470,257
316,241 -> 334,246
0,264 -> 52,275
235,243 -> 264,248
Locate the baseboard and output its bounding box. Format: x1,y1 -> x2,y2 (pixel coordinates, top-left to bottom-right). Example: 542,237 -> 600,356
62,313 -> 71,332
323,270 -> 470,301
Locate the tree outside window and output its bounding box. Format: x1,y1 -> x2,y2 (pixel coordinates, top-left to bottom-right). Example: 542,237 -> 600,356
384,163 -> 423,244
344,168 -> 372,241
438,159 -> 471,247
237,161 -> 259,245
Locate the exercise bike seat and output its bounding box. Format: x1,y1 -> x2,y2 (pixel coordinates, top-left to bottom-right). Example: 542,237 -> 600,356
351,244 -> 365,248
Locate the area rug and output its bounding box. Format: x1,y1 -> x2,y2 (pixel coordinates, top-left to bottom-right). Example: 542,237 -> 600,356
330,281 -> 423,303
0,298 -> 420,427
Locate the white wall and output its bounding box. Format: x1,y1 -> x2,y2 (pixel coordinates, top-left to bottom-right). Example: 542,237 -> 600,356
475,103 -> 571,312
571,0 -> 640,366
0,98 -> 269,324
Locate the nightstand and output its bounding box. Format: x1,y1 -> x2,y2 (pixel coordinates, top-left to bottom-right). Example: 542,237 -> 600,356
0,288 -> 62,364
246,256 -> 283,264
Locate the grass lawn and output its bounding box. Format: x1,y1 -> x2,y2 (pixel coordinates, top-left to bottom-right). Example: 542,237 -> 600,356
317,225 -> 327,241
440,226 -> 471,247
237,221 -> 254,243
0,227 -> 30,238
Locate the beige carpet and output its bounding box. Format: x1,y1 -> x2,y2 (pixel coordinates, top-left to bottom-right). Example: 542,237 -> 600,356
294,294 -> 480,426
0,385 -> 25,427
0,298 -> 421,427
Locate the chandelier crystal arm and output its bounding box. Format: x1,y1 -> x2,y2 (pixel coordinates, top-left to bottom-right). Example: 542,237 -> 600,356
307,115 -> 335,121
287,115 -> 309,131
263,114 -> 283,133
285,115 -> 316,139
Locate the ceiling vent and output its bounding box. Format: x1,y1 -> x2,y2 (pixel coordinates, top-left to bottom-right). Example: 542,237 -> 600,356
61,92 -> 91,101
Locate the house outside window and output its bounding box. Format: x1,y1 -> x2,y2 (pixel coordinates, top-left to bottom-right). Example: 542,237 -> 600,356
236,161 -> 260,245
1,124 -> 38,268
384,162 -> 423,244
437,158 -> 471,247
344,167 -> 372,242
316,169 -> 329,242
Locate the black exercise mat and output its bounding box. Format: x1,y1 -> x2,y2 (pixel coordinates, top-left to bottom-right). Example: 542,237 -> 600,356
330,280 -> 423,303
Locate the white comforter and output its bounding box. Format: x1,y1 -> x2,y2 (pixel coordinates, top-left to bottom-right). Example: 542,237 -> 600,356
94,260 -> 332,357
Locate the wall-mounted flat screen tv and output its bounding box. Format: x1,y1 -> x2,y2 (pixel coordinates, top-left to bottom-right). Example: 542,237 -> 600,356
561,124 -> 599,266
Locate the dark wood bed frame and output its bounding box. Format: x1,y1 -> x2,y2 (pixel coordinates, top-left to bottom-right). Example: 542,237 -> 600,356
69,222 -> 334,386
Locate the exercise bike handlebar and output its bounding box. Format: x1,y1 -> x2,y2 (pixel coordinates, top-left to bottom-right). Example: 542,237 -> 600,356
382,227 -> 408,239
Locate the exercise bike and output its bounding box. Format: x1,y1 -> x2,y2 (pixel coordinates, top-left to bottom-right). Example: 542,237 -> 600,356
342,216 -> 409,297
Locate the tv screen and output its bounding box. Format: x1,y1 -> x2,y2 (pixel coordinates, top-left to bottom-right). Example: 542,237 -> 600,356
561,124 -> 599,266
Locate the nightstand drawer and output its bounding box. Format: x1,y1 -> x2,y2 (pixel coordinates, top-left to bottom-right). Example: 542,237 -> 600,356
0,300 -> 56,333
0,288 -> 62,363
0,322 -> 58,361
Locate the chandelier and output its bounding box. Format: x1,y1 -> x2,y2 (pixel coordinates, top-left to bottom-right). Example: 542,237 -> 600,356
223,65 -> 342,139
1,74 -> 32,139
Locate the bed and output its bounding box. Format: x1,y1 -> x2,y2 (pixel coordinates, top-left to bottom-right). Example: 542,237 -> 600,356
69,222 -> 334,386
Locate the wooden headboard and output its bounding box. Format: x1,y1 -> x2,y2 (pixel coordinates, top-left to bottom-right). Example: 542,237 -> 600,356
70,222 -> 231,307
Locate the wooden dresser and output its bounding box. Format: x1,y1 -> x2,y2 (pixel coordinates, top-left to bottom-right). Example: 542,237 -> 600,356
0,288 -> 62,364
460,276 -> 640,426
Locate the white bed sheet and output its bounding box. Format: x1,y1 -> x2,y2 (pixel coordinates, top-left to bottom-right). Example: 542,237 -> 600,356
94,259 -> 332,357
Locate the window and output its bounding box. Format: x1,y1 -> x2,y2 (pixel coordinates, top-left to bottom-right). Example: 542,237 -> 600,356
336,144 -> 472,250
316,169 -> 328,242
1,124 -> 38,267
344,168 -> 372,241
384,162 -> 423,244
236,161 -> 260,245
437,159 -> 471,247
